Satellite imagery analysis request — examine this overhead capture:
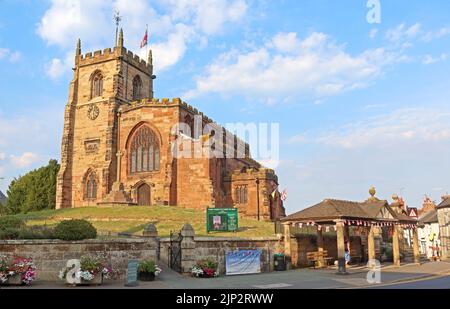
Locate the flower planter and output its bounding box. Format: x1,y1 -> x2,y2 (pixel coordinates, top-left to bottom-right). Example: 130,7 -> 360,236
138,272 -> 155,282
4,274 -> 23,286
79,274 -> 103,286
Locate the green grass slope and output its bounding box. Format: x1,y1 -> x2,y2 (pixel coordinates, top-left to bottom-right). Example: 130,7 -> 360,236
4,206 -> 276,238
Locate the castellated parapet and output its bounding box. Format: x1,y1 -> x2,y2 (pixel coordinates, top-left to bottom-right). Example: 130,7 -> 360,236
79,46 -> 154,77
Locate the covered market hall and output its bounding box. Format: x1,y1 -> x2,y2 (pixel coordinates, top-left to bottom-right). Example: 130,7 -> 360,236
281,188 -> 419,274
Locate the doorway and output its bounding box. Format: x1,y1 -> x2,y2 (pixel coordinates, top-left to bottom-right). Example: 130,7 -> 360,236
137,183 -> 151,206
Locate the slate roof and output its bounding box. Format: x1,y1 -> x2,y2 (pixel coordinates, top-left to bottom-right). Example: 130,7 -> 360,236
282,198 -> 417,223
437,198 -> 450,209
419,209 -> 438,225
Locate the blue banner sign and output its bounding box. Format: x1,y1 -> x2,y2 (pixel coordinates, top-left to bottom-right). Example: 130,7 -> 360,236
225,250 -> 261,276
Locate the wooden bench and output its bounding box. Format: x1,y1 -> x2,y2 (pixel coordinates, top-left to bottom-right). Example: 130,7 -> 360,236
306,251 -> 333,269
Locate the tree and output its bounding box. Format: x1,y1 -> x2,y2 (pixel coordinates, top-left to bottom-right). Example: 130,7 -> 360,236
5,160 -> 60,214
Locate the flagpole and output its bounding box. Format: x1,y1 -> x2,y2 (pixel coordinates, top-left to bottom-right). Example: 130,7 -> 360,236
146,24 -> 148,60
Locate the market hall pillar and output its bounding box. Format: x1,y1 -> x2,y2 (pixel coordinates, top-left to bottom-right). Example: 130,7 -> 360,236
283,223 -> 293,270
392,225 -> 401,266
317,226 -> 325,268
335,220 -> 347,274
368,225 -> 376,261
413,227 -> 421,264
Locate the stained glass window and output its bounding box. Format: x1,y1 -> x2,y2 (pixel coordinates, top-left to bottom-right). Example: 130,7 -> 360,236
129,125 -> 160,174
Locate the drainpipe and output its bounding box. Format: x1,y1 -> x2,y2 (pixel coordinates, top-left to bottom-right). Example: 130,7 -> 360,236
256,178 -> 260,221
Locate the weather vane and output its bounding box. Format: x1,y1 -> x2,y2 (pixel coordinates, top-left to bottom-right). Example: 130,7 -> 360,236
114,11 -> 122,45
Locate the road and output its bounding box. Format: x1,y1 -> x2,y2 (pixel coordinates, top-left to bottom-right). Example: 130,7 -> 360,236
4,261 -> 450,289
368,275 -> 450,289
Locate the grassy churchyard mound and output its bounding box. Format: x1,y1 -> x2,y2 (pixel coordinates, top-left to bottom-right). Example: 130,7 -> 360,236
0,206 -> 275,238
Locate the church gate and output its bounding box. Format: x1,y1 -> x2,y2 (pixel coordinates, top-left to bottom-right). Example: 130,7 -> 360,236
168,230 -> 183,273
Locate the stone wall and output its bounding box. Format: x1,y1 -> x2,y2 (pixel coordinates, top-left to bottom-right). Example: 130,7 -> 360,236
159,224 -> 281,275
0,237 -> 157,281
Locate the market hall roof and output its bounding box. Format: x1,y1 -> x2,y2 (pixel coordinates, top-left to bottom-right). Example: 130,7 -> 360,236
281,188 -> 417,224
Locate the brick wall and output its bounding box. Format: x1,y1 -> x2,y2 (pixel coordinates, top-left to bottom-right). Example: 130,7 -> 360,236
0,237 -> 157,281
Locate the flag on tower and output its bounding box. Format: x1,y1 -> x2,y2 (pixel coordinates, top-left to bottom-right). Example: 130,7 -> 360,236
281,189 -> 287,202
140,29 -> 148,48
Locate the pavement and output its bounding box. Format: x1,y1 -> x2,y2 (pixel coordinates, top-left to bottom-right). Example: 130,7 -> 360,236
3,260 -> 450,289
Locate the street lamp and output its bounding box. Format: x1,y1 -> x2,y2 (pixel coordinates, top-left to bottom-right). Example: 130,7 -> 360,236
256,178 -> 260,221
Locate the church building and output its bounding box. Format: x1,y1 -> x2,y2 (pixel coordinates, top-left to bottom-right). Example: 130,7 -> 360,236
55,30 -> 286,221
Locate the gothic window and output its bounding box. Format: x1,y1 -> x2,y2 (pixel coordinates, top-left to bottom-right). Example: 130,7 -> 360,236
85,171 -> 97,199
235,185 -> 248,204
132,75 -> 143,101
91,71 -> 103,98
129,125 -> 160,174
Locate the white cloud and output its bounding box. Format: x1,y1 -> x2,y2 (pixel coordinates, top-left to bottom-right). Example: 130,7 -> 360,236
45,58 -> 66,80
0,48 -> 22,63
184,32 -> 405,102
8,51 -> 22,63
0,153 -> 6,160
386,23 -> 421,43
291,108 -> 450,149
0,48 -> 9,59
270,32 -> 302,53
160,0 -> 247,35
422,26 -> 450,42
37,0 -> 249,75
422,53 -> 448,65
10,152 -> 40,169
37,0 -> 113,48
369,28 -> 378,39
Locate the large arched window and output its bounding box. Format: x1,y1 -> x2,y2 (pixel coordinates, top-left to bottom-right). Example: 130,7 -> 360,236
85,171 -> 97,199
132,75 -> 143,101
91,71 -> 103,98
129,125 -> 160,174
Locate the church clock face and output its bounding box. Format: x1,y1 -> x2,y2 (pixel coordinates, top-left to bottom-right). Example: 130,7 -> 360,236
87,104 -> 100,120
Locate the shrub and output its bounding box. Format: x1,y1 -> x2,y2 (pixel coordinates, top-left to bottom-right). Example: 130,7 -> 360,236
0,217 -> 25,240
138,260 -> 162,275
0,228 -> 20,240
18,226 -> 56,240
54,219 -> 97,241
0,216 -> 25,230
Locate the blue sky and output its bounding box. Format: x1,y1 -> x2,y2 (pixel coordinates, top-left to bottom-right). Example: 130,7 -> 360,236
1,0 -> 450,213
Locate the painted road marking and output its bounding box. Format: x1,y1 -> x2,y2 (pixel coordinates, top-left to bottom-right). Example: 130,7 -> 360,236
253,283 -> 293,289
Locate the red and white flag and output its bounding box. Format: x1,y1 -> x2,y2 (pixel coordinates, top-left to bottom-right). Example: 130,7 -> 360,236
140,29 -> 148,48
280,189 -> 287,202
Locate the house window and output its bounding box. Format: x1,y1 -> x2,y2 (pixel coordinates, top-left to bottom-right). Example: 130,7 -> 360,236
85,171 -> 97,199
129,125 -> 160,174
132,75 -> 143,101
91,72 -> 103,98
235,185 -> 248,204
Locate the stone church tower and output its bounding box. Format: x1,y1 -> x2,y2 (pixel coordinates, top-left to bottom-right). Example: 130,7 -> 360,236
56,30 -> 285,221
